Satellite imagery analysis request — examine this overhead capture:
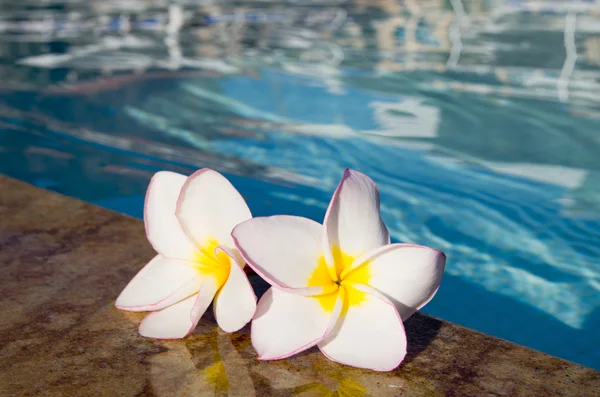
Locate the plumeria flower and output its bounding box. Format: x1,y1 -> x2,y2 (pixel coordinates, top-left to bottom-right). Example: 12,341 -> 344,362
116,169 -> 257,339
232,169 -> 445,371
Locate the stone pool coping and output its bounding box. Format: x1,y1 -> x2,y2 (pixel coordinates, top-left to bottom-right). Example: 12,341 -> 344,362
0,175 -> 598,396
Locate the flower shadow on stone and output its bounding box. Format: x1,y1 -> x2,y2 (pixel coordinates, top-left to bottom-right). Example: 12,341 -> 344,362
401,313 -> 443,366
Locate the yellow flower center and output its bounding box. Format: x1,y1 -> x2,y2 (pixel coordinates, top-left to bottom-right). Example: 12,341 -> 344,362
192,237 -> 231,288
307,246 -> 371,313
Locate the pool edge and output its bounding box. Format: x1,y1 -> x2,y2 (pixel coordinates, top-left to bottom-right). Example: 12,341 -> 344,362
1,175 -> 598,396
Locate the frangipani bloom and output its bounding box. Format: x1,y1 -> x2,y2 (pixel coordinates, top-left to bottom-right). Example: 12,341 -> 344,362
232,169 -> 445,371
116,169 -> 256,339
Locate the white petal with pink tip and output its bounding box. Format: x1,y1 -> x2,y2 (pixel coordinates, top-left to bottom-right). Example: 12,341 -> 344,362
323,169 -> 389,263
144,171 -> 197,259
139,278 -> 219,339
213,247 -> 257,333
251,288 -> 339,360
318,284 -> 407,371
176,169 -> 251,248
116,255 -> 201,311
233,216 -> 323,289
350,244 -> 446,320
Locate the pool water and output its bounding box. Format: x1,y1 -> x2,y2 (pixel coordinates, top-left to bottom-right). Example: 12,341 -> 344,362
1,0 -> 600,369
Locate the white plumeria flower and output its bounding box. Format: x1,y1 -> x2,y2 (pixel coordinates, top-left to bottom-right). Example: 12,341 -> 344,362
116,169 -> 257,339
232,169 -> 445,371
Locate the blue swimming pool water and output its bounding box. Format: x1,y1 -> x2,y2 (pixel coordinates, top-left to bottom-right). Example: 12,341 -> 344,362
1,0 -> 600,369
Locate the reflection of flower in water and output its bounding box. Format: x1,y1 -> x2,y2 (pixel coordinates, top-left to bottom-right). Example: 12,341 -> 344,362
277,363 -> 372,396
148,318 -> 256,397
203,361 -> 229,393
142,312 -> 405,396
249,349 -> 406,396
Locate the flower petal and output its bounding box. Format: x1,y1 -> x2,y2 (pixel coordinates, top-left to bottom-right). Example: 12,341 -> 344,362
144,171 -> 197,260
213,246 -> 257,333
139,278 -> 219,339
116,255 -> 202,312
232,215 -> 326,289
251,287 -> 342,360
323,169 -> 389,265
346,244 -> 446,320
318,284 -> 407,371
176,169 -> 251,248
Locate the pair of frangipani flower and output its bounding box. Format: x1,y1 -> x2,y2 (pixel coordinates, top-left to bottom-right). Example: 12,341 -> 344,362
116,168 -> 446,371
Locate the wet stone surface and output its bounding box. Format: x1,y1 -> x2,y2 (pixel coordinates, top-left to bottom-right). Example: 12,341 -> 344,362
0,175 -> 599,397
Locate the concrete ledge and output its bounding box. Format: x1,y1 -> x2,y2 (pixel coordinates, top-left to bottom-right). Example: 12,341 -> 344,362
1,175 -> 599,396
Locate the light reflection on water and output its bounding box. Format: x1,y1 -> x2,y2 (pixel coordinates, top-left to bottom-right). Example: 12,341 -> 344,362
1,0 -> 600,369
